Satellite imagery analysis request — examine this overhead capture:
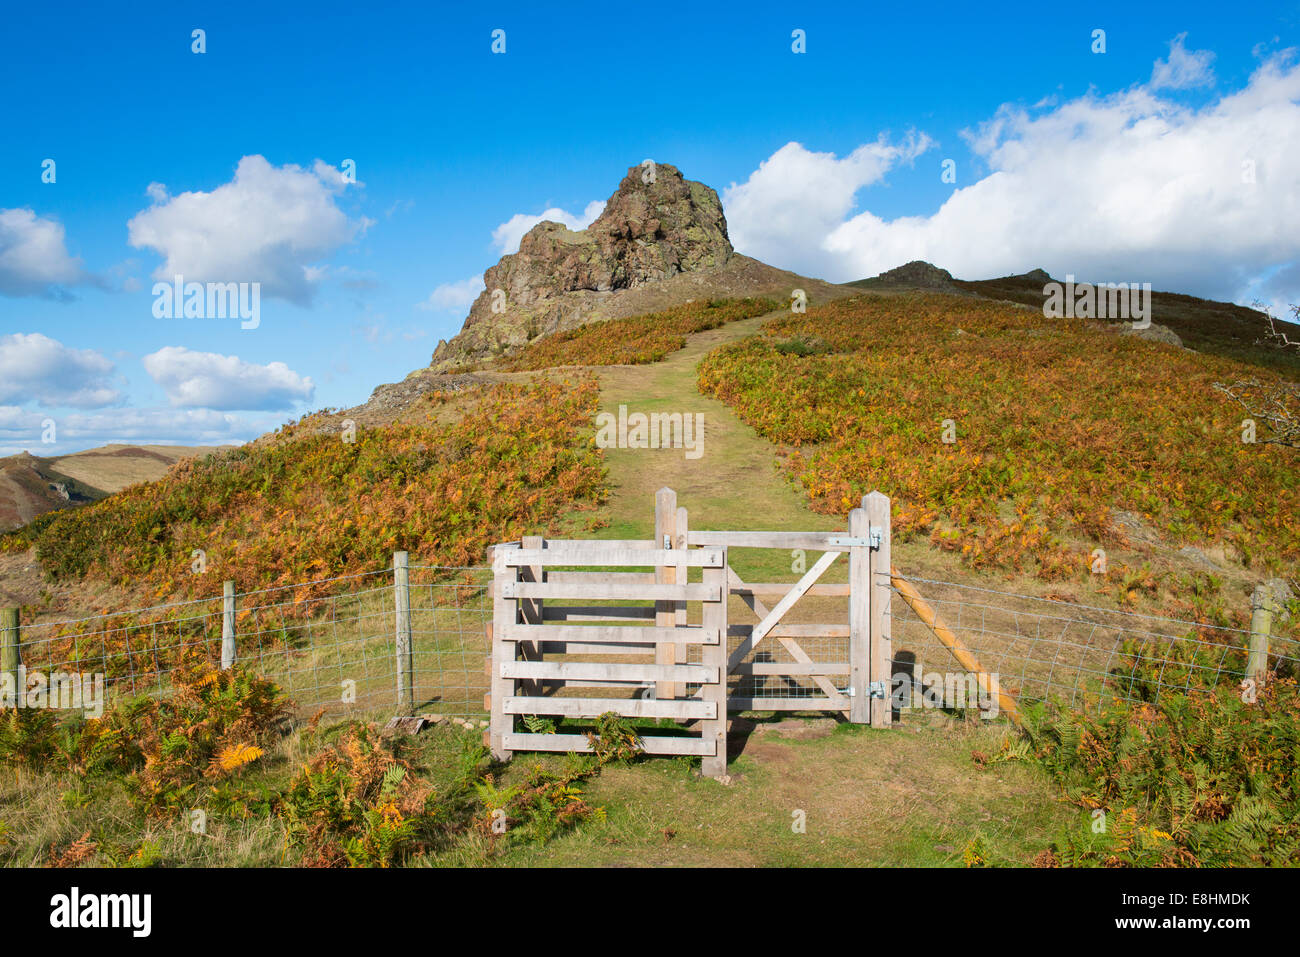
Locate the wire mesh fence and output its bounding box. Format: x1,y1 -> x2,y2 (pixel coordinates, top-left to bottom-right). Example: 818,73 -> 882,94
12,565 -> 493,720
723,624 -> 850,702
886,572 -> 1299,715
408,565 -> 492,716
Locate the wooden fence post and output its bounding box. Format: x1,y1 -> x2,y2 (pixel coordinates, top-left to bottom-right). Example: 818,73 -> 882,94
1248,583 -> 1277,690
393,551 -> 413,713
674,506 -> 690,624
488,546 -> 518,761
700,547 -> 728,778
1,607 -> 21,694
220,581 -> 237,670
848,506 -> 869,724
654,487 -> 680,700
518,536 -> 545,695
865,491 -> 893,728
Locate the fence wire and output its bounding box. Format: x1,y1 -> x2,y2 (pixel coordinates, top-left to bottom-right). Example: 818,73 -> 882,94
14,566 -> 492,720
885,572 -> 1299,714
11,561 -> 1292,723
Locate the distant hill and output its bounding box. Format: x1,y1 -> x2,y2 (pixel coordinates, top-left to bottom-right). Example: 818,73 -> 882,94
0,444 -> 220,532
849,262 -> 1300,370
954,270 -> 1300,368
431,156 -> 1299,377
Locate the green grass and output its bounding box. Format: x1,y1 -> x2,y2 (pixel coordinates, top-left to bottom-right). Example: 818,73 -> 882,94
0,706 -> 1068,868
428,712 -> 1069,867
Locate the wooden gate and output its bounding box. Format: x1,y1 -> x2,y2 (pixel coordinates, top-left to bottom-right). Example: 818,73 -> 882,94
486,488 -> 893,778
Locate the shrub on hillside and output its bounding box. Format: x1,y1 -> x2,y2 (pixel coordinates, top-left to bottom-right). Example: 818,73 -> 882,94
0,661 -> 289,814
1014,675 -> 1300,866
278,722 -> 439,867
12,377 -> 606,601
698,294 -> 1300,588
505,297 -> 778,370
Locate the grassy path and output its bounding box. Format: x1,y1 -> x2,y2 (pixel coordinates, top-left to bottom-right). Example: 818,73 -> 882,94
526,310 -> 1074,867
591,310 -> 828,542
462,713 -> 1069,867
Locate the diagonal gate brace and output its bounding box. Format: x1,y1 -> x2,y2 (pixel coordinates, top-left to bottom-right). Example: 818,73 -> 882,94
727,550 -> 841,672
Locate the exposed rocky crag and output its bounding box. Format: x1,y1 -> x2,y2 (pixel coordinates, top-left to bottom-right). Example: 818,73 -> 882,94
429,163 -> 848,369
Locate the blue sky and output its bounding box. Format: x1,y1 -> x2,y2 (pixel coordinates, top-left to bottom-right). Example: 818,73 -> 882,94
3,0 -> 1299,453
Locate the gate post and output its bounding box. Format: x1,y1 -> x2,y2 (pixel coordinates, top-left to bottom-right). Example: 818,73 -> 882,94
700,546 -> 729,778
518,535 -> 545,695
488,547 -> 517,761
848,506 -> 870,724
865,491 -> 893,728
655,488 -> 682,700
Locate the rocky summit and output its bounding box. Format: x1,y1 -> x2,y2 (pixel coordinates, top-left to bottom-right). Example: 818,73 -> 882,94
431,163 -> 734,368
847,260 -> 968,295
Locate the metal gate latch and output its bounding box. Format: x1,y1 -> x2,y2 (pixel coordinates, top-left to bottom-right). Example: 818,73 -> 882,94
868,681 -> 888,699
868,526 -> 883,549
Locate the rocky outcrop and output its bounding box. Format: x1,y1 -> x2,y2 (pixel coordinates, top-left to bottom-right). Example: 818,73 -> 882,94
432,162 -> 734,367
1122,322 -> 1184,348
848,260 -> 971,295
872,260 -> 958,289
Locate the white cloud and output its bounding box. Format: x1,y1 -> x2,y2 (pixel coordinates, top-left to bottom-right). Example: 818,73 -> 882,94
723,136 -> 933,279
492,200 -> 606,254
1151,33 -> 1216,90
0,404 -> 266,456
724,46 -> 1300,307
127,155 -> 363,305
418,274 -> 485,311
142,346 -> 315,411
0,333 -> 121,408
0,209 -> 93,298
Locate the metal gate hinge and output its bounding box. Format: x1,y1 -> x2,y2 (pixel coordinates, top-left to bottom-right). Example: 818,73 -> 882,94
663,534 -> 672,549
829,530 -> 884,549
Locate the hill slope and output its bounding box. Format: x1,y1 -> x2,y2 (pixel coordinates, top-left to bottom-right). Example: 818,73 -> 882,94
0,444 -> 220,532
852,262 -> 1300,370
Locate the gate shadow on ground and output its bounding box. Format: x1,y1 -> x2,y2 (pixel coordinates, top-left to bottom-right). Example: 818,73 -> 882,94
724,713 -> 848,761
